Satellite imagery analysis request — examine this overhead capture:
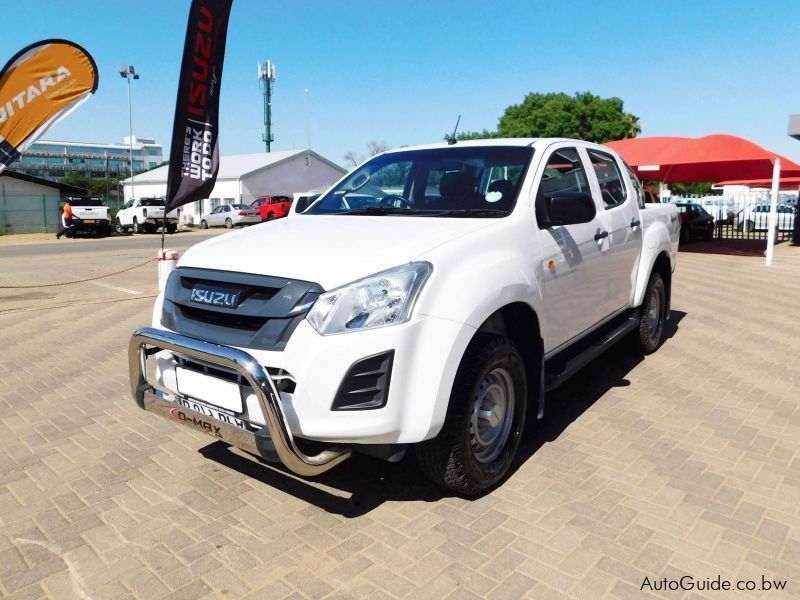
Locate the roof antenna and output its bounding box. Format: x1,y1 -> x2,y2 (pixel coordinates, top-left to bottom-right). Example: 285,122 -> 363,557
444,114 -> 461,145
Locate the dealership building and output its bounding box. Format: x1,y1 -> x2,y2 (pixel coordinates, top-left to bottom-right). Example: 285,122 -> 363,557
9,136 -> 164,182
121,150 -> 346,225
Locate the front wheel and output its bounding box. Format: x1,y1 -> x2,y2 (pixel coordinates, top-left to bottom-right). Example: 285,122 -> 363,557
632,271 -> 667,355
225,217 -> 233,229
416,336 -> 528,496
200,219 -> 208,229
115,218 -> 127,235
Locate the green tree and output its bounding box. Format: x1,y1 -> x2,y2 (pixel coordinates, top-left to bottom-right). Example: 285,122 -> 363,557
496,92 -> 640,143
455,129 -> 496,141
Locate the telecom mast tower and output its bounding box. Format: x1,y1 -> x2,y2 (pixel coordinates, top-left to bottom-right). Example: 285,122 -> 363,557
258,61 -> 276,152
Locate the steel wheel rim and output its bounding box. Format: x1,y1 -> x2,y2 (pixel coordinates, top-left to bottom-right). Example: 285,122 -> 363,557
469,367 -> 515,464
647,284 -> 663,344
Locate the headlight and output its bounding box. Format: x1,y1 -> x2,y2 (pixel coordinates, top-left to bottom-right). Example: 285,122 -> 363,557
306,262 -> 432,335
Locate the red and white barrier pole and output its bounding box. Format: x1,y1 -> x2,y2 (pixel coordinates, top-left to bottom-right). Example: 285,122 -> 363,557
157,249 -> 179,291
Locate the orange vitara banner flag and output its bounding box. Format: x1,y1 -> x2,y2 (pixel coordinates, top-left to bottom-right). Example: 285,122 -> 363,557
0,39 -> 98,173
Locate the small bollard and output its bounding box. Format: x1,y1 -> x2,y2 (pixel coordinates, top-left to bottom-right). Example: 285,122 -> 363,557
157,249 -> 179,291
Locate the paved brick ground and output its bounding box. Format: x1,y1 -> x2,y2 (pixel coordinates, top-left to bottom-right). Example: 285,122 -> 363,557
0,241 -> 798,599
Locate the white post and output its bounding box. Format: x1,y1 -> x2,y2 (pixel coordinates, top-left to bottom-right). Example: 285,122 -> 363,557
765,159 -> 780,266
127,75 -> 135,199
158,249 -> 179,291
659,181 -> 666,202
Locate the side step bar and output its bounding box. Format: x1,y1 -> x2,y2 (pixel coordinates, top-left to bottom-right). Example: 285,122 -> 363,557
544,316 -> 638,391
129,327 -> 351,476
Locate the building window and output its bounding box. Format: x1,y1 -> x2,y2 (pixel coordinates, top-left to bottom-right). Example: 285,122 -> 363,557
224,198 -> 235,205
210,198 -> 221,210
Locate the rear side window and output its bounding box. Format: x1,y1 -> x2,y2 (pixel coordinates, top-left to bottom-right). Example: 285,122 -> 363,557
624,163 -> 645,209
588,150 -> 627,209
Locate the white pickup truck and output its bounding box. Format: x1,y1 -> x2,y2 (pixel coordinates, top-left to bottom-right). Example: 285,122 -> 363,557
129,139 -> 679,495
67,197 -> 112,236
115,197 -> 180,234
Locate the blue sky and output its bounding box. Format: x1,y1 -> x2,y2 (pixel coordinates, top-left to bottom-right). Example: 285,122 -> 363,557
3,0 -> 799,166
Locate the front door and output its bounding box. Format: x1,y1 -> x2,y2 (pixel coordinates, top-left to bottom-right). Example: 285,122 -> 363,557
534,145 -> 612,352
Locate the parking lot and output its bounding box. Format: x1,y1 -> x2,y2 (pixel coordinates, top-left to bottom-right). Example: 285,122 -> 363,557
0,234 -> 798,599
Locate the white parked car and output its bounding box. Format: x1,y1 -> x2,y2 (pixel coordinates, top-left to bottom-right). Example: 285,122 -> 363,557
738,203 -> 796,232
116,197 -> 180,234
129,138 -> 679,495
199,204 -> 261,229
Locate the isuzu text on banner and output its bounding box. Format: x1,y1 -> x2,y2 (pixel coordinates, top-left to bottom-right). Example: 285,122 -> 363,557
0,39 -> 98,174
165,0 -> 233,213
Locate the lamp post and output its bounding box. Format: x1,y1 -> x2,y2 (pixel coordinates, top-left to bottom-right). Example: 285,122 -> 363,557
119,64 -> 140,201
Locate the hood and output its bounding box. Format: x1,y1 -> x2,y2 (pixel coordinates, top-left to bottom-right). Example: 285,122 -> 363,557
178,215 -> 494,289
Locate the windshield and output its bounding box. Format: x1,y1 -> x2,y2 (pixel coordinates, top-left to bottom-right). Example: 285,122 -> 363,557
140,198 -> 164,207
69,197 -> 103,207
307,146 -> 534,217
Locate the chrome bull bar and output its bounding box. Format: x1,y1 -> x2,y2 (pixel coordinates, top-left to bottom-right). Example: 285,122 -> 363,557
128,327 -> 351,476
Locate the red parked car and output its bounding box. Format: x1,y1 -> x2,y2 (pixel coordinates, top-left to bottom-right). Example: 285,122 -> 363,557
250,195 -> 293,221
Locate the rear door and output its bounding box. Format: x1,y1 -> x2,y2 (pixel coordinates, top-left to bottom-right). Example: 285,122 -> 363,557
534,144 -> 613,351
585,148 -> 641,315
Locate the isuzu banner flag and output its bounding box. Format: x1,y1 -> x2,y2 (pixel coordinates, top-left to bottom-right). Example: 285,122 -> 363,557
165,0 -> 233,213
0,40 -> 98,174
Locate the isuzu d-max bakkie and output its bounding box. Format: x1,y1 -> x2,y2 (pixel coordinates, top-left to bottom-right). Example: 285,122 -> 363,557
129,139 -> 679,495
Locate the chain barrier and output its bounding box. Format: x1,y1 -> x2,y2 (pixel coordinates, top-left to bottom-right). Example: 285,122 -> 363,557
0,257 -> 155,289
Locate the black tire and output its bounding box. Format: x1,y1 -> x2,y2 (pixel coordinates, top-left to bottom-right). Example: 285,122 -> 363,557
115,219 -> 127,235
144,223 -> 156,234
166,223 -> 177,234
225,217 -> 233,229
632,271 -> 667,355
703,227 -> 713,241
266,213 -> 276,221
679,226 -> 689,244
415,336 -> 528,496
201,219 -> 208,229
133,217 -> 143,234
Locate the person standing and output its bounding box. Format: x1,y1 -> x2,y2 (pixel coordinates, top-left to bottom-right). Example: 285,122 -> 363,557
56,200 -> 73,239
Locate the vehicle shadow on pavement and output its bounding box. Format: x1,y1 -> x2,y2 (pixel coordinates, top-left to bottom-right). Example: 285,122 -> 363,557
199,311 -> 686,517
679,239 -> 768,256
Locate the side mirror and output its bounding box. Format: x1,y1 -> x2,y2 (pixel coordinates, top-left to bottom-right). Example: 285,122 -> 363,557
541,192 -> 596,227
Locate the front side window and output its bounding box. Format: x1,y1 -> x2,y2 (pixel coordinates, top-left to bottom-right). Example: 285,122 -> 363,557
588,150 -> 627,209
535,147 -> 591,228
307,146 -> 534,217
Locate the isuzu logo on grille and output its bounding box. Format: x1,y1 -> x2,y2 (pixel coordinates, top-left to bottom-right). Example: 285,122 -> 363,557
190,286 -> 241,308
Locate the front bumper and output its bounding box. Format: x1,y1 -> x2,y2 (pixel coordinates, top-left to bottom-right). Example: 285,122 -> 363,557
129,327 -> 351,476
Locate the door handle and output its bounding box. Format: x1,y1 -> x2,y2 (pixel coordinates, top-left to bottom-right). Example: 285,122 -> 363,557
630,219 -> 641,228
594,230 -> 609,241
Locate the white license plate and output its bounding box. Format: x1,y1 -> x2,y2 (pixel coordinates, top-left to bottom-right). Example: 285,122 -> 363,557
175,366 -> 243,412
173,396 -> 248,430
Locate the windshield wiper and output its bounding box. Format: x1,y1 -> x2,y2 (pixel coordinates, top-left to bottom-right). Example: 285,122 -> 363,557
337,206 -> 426,216
429,208 -> 508,217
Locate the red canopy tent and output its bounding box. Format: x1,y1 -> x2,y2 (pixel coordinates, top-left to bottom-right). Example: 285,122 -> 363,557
604,134 -> 800,265
716,176 -> 800,191
604,134 -> 800,183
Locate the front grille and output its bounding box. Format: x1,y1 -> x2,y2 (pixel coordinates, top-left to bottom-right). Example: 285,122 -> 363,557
162,267 -> 323,351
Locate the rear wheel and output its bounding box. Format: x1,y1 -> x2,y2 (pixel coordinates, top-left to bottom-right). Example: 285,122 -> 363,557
166,223 -> 177,234
225,217 -> 233,229
416,336 -> 527,496
266,213 -> 276,221
201,219 -> 208,229
133,217 -> 143,234
632,271 -> 666,355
